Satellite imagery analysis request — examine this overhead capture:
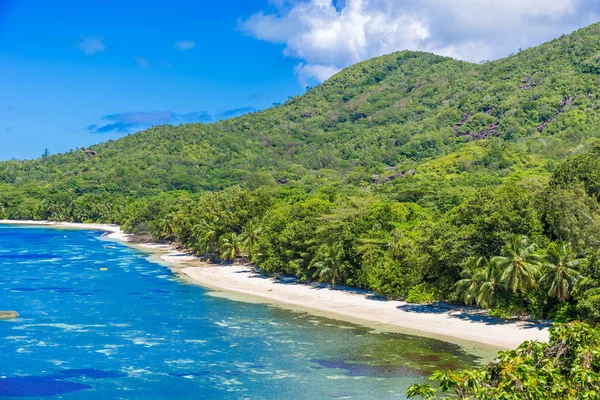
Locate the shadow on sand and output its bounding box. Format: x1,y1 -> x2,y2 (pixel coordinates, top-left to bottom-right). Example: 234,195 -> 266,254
396,303 -> 550,329
230,266 -> 552,331
237,267 -> 386,299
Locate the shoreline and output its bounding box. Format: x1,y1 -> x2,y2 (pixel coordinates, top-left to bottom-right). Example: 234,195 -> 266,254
0,220 -> 550,351
179,265 -> 549,351
0,220 -> 131,242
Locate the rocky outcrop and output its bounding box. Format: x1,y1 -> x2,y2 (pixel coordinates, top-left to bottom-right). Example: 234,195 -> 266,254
454,107 -> 501,140
372,169 -> 415,185
519,75 -> 541,90
519,70 -> 544,90
0,311 -> 19,320
585,92 -> 596,109
452,113 -> 472,136
537,97 -> 574,133
81,148 -> 97,159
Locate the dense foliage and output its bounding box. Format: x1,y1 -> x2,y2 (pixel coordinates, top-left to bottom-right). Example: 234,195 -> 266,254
406,322 -> 600,399
3,23 -> 600,322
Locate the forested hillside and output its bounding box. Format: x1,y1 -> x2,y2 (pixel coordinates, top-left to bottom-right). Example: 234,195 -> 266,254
4,23 -> 600,322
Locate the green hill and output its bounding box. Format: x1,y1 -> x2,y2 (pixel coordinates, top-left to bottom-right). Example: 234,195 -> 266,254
4,22 -> 600,321
4,23 -> 600,197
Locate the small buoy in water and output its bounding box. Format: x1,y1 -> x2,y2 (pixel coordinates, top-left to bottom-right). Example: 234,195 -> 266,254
100,268 -> 108,271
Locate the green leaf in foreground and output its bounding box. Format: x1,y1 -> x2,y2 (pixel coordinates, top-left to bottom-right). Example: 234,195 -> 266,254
407,322 -> 600,399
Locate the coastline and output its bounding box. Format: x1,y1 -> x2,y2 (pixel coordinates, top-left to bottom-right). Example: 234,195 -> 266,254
179,265 -> 549,351
0,220 -> 550,351
0,220 -> 131,242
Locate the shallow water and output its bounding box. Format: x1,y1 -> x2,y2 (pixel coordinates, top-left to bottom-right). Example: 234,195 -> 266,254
0,225 -> 482,399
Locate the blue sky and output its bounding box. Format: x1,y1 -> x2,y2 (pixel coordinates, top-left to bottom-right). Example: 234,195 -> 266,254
1,0 -> 599,160
0,0 -> 301,160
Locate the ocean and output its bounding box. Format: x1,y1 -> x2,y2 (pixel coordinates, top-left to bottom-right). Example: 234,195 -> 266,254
0,225 -> 481,399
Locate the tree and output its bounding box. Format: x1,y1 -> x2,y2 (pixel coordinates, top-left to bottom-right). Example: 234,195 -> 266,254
492,235 -> 542,294
540,242 -> 583,301
160,216 -> 176,241
220,232 -> 242,262
406,322 -> 600,399
450,183 -> 545,258
310,244 -> 345,286
551,142 -> 600,201
73,204 -> 89,222
456,256 -> 503,308
455,257 -> 488,306
406,384 -> 436,399
476,261 -> 504,309
239,221 -> 262,261
543,185 -> 600,253
191,215 -> 220,255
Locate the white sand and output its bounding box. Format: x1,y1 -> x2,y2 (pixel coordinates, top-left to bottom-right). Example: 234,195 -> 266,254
180,265 -> 550,350
1,220 -> 551,349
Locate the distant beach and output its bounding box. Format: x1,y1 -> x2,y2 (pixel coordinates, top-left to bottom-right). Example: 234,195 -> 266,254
0,220 -> 130,241
0,220 -> 551,350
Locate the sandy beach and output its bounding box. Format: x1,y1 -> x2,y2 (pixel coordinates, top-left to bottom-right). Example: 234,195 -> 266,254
1,220 -> 551,350
179,265 -> 549,350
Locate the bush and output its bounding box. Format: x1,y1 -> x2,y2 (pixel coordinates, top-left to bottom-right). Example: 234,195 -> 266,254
576,287 -> 600,323
549,302 -> 577,323
406,283 -> 440,304
407,322 -> 600,399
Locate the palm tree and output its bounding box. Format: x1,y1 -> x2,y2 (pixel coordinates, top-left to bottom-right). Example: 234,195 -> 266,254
492,235 -> 542,294
160,216 -> 176,241
456,257 -> 487,306
67,198 -> 78,220
456,257 -> 503,308
90,201 -> 101,219
191,215 -> 219,254
476,261 -> 503,309
95,201 -> 111,223
48,202 -> 69,221
540,242 -> 583,301
220,232 -> 242,262
239,221 -> 262,261
73,204 -> 89,222
310,244 -> 344,287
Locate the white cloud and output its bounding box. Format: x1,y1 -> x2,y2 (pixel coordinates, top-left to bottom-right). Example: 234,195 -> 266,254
294,63 -> 340,86
174,40 -> 196,51
134,56 -> 151,68
240,0 -> 600,84
77,35 -> 105,55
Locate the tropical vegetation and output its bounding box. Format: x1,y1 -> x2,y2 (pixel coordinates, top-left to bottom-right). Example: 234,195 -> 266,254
406,321 -> 600,399
3,23 -> 600,324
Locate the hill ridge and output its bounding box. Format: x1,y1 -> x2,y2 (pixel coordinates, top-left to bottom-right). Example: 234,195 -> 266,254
2,22 -> 600,196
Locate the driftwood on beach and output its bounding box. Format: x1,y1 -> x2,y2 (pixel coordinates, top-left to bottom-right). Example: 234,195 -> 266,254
0,311 -> 19,320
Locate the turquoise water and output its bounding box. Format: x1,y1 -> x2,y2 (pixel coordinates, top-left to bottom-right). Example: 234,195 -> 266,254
0,225 -> 481,399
